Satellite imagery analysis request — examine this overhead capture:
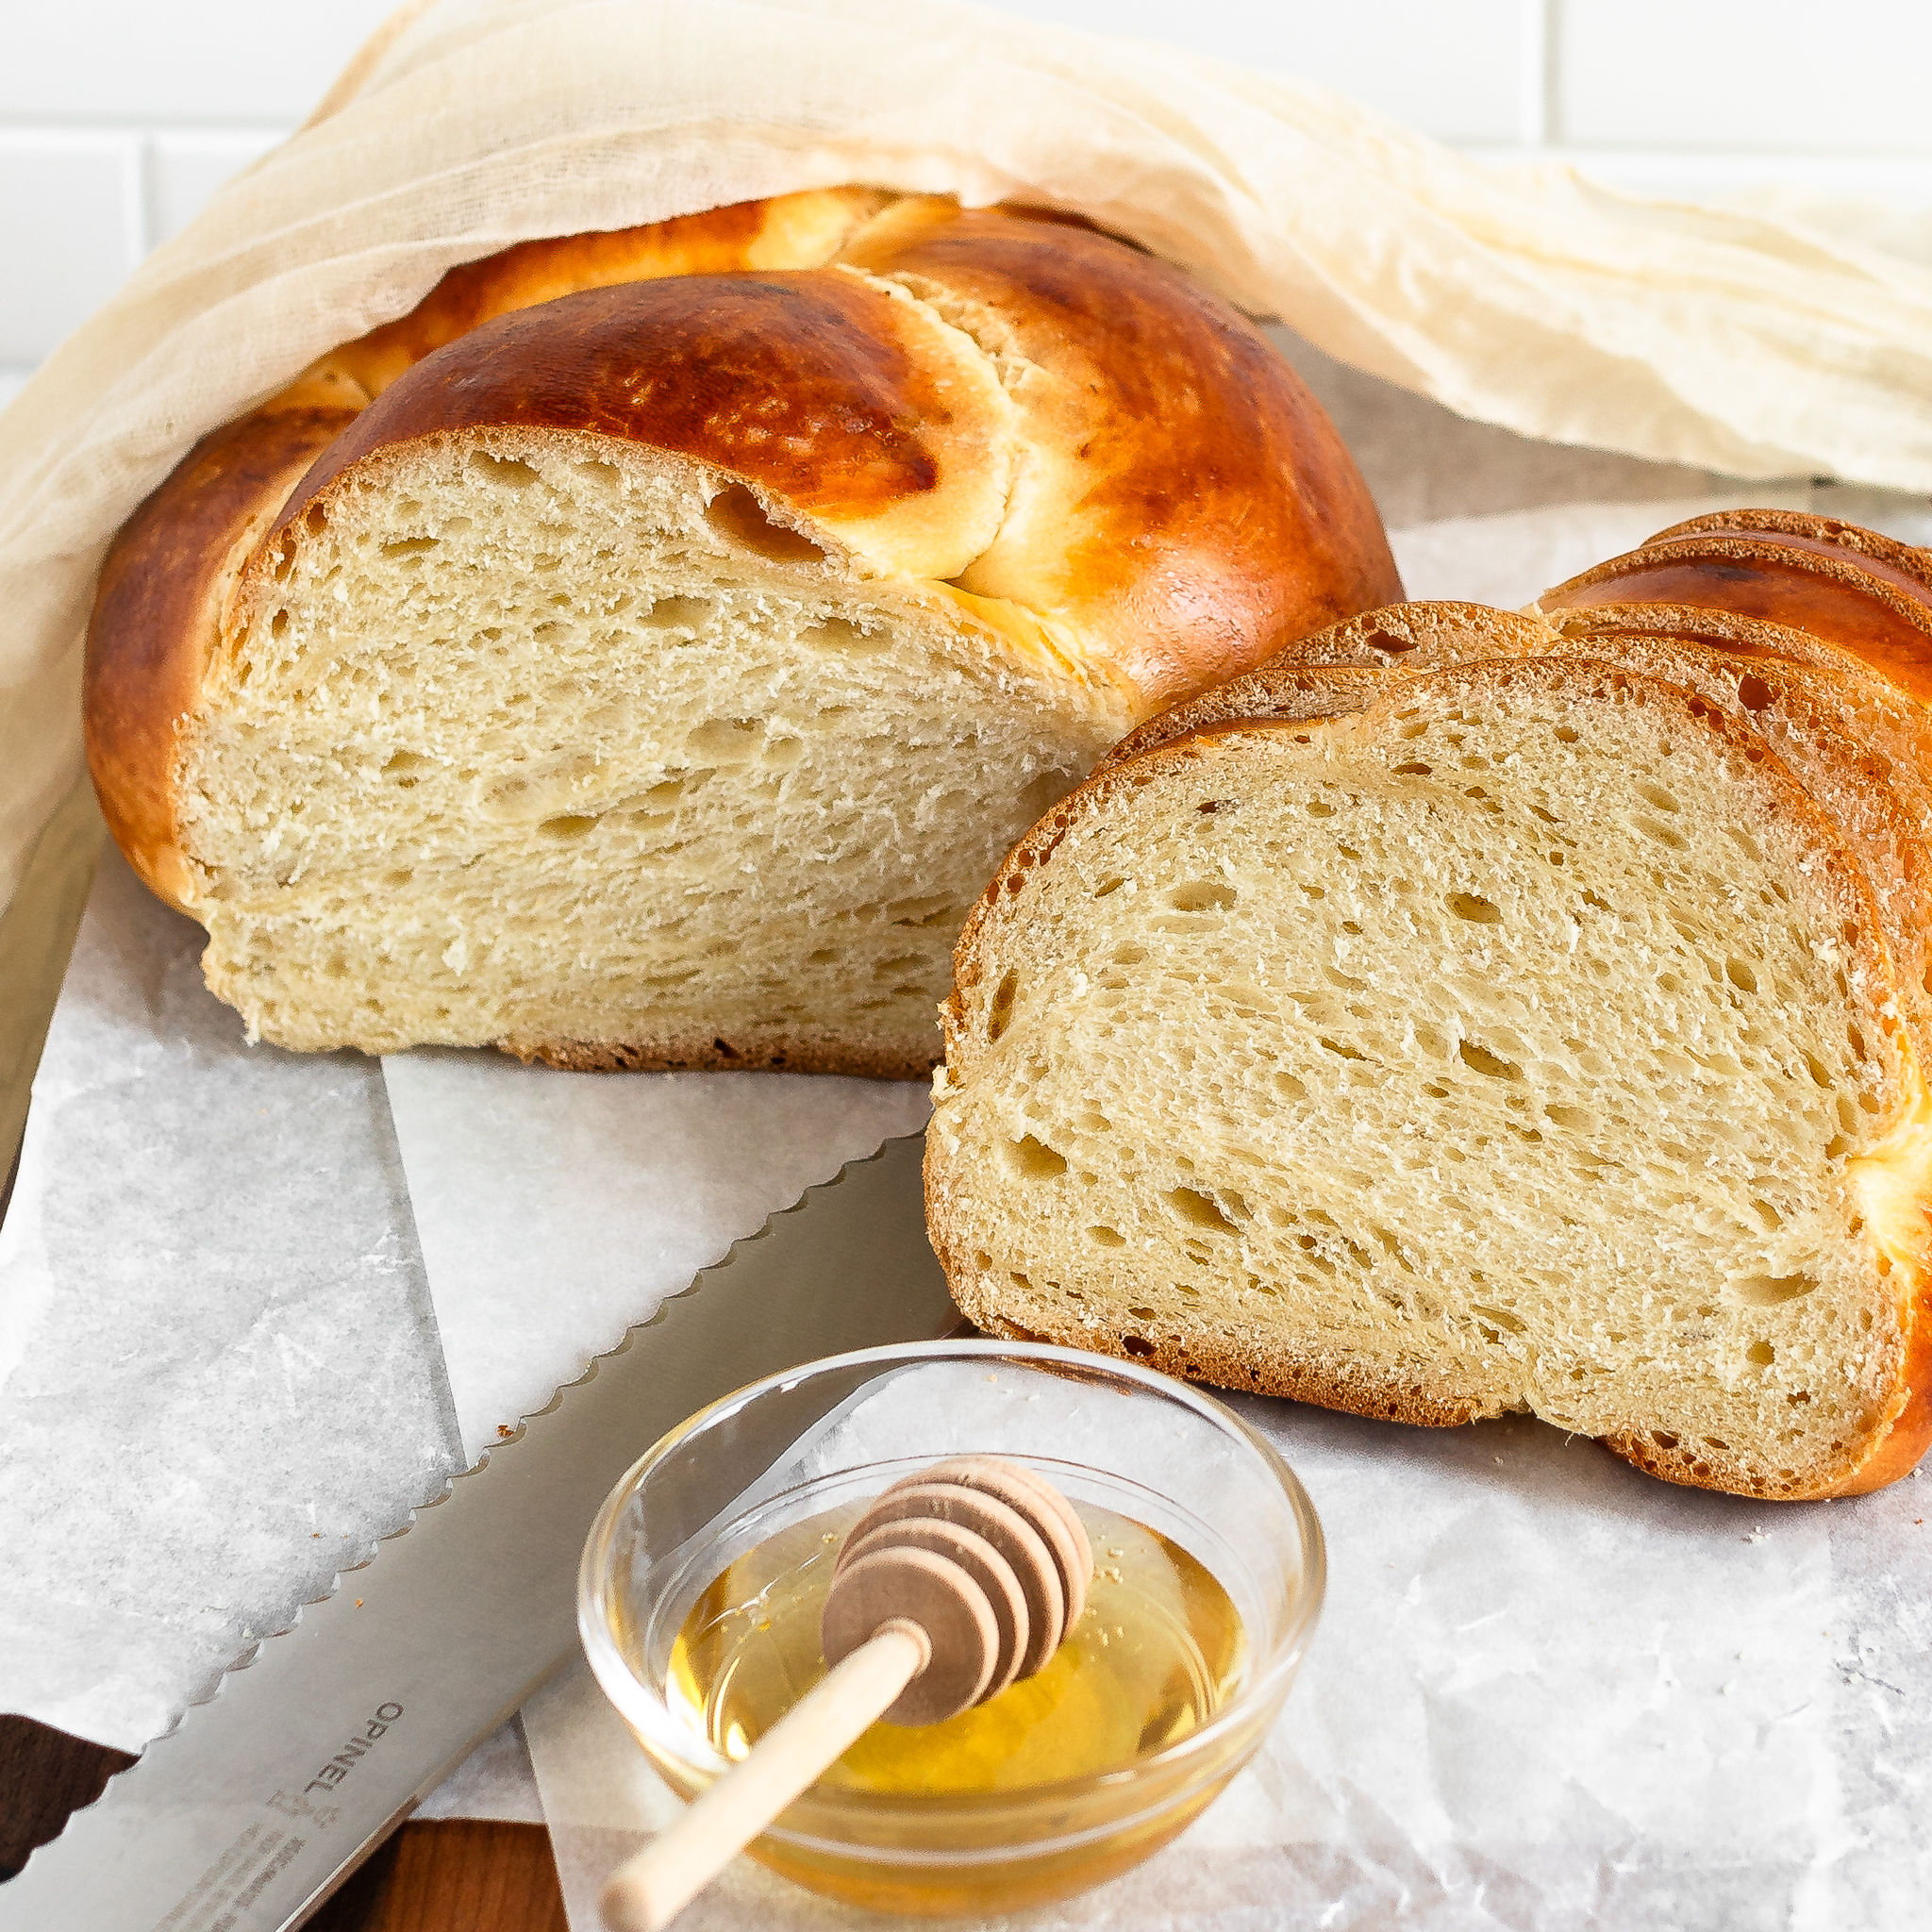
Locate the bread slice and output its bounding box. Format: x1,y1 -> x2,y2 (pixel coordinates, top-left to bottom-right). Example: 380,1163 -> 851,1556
83,193 -> 1399,1072
924,658 -> 1932,1498
1141,600 -> 1932,1068
1542,523 -> 1932,707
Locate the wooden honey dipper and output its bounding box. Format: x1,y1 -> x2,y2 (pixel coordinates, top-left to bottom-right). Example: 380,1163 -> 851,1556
600,1456 -> 1093,1931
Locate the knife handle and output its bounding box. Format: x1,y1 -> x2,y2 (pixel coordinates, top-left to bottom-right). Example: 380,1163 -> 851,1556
599,1622 -> 927,1932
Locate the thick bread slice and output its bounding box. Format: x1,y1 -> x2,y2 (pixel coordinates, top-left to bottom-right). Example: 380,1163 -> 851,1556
1099,605 -> 1553,769
1142,598 -> 1932,1065
925,658 -> 1932,1498
1642,508 -> 1932,612
86,194 -> 1398,1070
1542,602 -> 1932,801
1543,535 -> 1932,706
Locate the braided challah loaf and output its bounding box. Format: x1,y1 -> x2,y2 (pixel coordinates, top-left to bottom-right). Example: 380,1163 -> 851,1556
925,511 -> 1932,1499
83,189 -> 1399,1073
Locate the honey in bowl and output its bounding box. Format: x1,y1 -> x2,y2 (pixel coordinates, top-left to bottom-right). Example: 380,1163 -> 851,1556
668,1499 -> 1246,1796
579,1344 -> 1326,1918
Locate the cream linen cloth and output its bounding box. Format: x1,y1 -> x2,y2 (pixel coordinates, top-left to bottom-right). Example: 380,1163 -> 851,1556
8,0 -> 1932,928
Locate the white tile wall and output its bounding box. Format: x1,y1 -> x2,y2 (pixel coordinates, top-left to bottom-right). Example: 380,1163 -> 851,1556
0,0 -> 393,392
1018,0 -> 1542,143
0,129 -> 142,364
1555,0 -> 1932,156
4,0 -> 1931,393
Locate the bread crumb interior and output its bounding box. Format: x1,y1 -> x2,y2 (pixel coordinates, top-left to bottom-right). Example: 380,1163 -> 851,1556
934,688 -> 1915,1492
179,434 -> 1113,1063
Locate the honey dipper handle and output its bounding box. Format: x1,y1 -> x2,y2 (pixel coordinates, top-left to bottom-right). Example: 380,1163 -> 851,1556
599,1621 -> 929,1932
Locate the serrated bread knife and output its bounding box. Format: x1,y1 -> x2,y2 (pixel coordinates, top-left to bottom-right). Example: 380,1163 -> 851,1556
0,1132 -> 955,1932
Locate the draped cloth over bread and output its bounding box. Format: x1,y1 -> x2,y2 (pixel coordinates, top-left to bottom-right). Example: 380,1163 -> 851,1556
8,0 -> 1932,925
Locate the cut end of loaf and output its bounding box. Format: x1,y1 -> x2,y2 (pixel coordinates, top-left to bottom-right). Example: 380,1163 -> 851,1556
927,658 -> 1932,1499
174,427 -> 1115,1065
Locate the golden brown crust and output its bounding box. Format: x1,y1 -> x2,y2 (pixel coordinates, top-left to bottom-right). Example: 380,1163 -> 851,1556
263,269 -> 1000,564
258,199 -> 1400,717
503,1032 -> 935,1080
941,1256 -> 1489,1426
82,191 -> 865,924
1642,507 -> 1932,606
843,204 -> 1404,711
85,186 -> 1402,1078
1543,535 -> 1932,706
308,189 -> 892,400
1091,604 -> 1552,773
1094,662 -> 1386,774
83,403 -> 359,909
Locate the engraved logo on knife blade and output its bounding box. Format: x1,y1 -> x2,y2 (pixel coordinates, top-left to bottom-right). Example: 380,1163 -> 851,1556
278,1699 -> 406,1816
152,1703 -> 405,1931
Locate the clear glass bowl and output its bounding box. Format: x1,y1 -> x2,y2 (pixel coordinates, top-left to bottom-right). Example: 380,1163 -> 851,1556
578,1340 -> 1325,1917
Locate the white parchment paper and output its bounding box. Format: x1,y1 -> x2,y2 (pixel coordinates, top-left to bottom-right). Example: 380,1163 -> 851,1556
0,852 -> 463,1751
525,1398 -> 1931,1932
381,1053 -> 927,1466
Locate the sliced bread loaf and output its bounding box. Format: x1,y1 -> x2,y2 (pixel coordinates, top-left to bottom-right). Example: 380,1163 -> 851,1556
85,191 -> 1398,1072
924,656 -> 1932,1498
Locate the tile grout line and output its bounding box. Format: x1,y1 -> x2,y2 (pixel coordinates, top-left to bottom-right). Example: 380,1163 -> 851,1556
1539,0 -> 1562,148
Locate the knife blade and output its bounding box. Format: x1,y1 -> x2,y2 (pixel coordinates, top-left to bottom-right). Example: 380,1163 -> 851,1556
0,1130 -> 955,1932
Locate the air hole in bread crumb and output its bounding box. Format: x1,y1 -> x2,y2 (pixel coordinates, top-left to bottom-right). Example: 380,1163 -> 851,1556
467,452 -> 540,489
1636,781 -> 1680,813
1732,1273 -> 1816,1307
1127,1305 -> 1157,1320
1003,1135 -> 1067,1180
1393,761 -> 1432,775
1361,625 -> 1415,656
1736,674 -> 1773,710
1274,1072 -> 1307,1101
1448,892 -> 1502,924
707,482 -> 826,562
1122,1336 -> 1155,1357
1167,879 -> 1237,912
1554,725 -> 1579,743
1746,1341 -> 1776,1367
642,596 -> 712,630
688,718 -> 765,763
1458,1041 -> 1521,1080
538,815 -> 597,841
987,969 -> 1019,1042
1726,959 -> 1759,993
382,536 -> 438,558
1307,800 -> 1335,818
1093,875 -> 1126,898
304,504 -> 328,537
1167,1187 -> 1237,1233
1088,1226 -> 1125,1247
